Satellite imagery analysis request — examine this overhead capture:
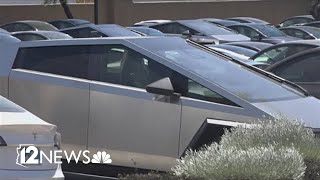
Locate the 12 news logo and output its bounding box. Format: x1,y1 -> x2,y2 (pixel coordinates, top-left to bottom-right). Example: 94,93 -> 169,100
16,145 -> 112,168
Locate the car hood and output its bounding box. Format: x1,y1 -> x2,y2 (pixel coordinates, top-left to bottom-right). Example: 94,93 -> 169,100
263,36 -> 300,44
211,34 -> 250,43
253,97 -> 320,129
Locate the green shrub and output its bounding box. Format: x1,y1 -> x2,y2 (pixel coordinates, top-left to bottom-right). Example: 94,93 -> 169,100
220,118 -> 317,153
220,118 -> 320,179
173,144 -> 305,180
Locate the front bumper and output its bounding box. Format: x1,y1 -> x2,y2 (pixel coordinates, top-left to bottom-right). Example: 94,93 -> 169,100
0,164 -> 64,180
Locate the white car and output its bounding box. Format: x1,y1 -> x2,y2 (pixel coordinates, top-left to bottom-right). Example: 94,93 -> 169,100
0,96 -> 64,180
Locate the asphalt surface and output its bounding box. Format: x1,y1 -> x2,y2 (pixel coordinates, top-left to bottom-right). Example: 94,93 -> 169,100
65,171 -> 117,180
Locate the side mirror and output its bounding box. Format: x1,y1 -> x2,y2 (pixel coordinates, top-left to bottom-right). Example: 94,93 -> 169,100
182,30 -> 192,38
146,77 -> 175,96
252,34 -> 262,41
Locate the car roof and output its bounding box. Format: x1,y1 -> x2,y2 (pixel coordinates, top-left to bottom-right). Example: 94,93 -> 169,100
12,31 -> 72,39
291,15 -> 314,19
49,19 -> 91,25
202,18 -> 241,26
228,23 -> 267,28
225,41 -> 273,51
282,15 -> 315,22
303,21 -> 320,25
280,25 -> 319,31
17,36 -> 161,47
134,20 -> 171,26
227,17 -> 269,24
278,39 -> 320,46
9,20 -> 58,30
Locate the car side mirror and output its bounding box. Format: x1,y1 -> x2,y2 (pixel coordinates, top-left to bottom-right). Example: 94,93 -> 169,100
182,30 -> 192,37
252,34 -> 262,41
146,77 -> 176,96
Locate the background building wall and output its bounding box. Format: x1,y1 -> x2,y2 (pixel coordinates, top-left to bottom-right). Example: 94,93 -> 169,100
0,4 -> 94,25
0,0 -> 309,26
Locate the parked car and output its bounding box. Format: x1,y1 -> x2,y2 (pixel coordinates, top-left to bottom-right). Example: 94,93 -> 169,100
226,17 -> 270,25
0,20 -> 58,32
149,20 -> 250,44
1,37 -> 320,176
251,40 -> 320,67
227,23 -> 299,44
127,26 -> 165,36
12,31 -> 72,41
49,19 -> 92,29
277,15 -> 315,28
207,44 -> 257,59
266,47 -> 320,99
207,44 -> 269,68
224,41 -> 273,52
0,96 -> 63,180
60,24 -> 140,38
301,21 -> 320,28
279,26 -> 320,40
202,18 -> 240,27
133,19 -> 172,27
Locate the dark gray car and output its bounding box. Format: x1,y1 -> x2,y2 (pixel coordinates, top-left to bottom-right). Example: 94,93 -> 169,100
49,19 -> 92,29
280,26 -> 320,40
149,20 -> 250,44
224,41 -> 273,52
277,15 -> 315,28
251,40 -> 320,67
266,47 -> 320,99
0,20 -> 58,32
227,23 -> 300,44
226,17 -> 270,25
11,31 -> 72,41
60,24 -> 140,38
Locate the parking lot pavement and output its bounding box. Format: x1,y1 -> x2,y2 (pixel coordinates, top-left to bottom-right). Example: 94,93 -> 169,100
64,171 -> 118,180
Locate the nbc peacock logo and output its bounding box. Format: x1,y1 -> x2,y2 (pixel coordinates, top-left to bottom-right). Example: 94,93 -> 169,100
91,151 -> 112,164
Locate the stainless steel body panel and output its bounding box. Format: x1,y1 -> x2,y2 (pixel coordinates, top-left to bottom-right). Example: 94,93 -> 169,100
178,97 -> 266,156
9,69 -> 90,152
88,81 -> 181,169
0,43 -> 19,97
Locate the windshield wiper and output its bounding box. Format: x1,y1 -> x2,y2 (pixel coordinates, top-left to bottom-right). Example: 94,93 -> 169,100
186,39 -> 310,97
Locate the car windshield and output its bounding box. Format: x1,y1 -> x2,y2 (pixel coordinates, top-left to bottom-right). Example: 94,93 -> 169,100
131,38 -> 302,102
98,25 -> 140,37
181,20 -> 235,35
26,21 -> 58,31
300,27 -> 320,38
250,24 -> 286,37
129,27 -> 164,36
39,32 -> 73,39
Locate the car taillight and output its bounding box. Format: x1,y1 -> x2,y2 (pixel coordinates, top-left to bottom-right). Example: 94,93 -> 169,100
54,132 -> 61,149
0,136 -> 7,146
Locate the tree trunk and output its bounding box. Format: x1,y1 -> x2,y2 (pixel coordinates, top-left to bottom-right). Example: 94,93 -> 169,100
59,0 -> 74,19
